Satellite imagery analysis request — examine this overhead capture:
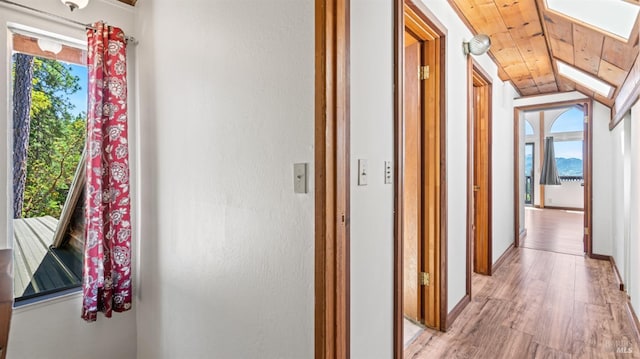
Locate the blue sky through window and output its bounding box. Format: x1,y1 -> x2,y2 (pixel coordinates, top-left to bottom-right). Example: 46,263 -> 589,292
550,107 -> 583,133
525,120 -> 534,135
554,140 -> 582,159
66,63 -> 87,116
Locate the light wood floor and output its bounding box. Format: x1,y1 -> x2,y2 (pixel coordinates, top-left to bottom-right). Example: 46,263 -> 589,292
522,207 -> 584,256
405,248 -> 640,358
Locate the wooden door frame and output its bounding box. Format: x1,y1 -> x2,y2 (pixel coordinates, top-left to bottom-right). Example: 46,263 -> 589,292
465,58 -> 493,301
394,0 -> 447,357
315,0 -> 350,358
513,99 -> 593,256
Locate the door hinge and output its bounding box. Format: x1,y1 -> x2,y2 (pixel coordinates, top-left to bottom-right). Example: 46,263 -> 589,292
419,272 -> 430,286
584,115 -> 588,124
584,227 -> 589,235
419,65 -> 430,80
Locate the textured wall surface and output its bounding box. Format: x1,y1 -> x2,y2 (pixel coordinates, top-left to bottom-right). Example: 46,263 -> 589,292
134,1 -> 314,358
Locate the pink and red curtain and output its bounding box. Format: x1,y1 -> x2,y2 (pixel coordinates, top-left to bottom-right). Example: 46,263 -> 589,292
82,22 -> 132,322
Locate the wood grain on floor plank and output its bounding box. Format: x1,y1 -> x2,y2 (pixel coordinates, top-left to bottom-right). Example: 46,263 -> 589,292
405,248 -> 640,358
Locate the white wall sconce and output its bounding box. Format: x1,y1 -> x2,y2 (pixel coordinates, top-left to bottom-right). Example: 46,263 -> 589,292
60,0 -> 90,11
37,38 -> 63,54
463,34 -> 492,56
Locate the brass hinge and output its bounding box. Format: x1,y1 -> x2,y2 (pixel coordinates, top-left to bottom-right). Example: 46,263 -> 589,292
584,227 -> 589,235
419,272 -> 430,286
419,65 -> 430,80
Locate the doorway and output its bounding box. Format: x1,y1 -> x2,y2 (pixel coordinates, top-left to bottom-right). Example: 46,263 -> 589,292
394,0 -> 447,354
514,100 -> 593,257
470,62 -> 492,276
520,106 -> 587,256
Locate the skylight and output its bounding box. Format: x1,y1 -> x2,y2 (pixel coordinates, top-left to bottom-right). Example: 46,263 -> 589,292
546,0 -> 640,41
556,61 -> 614,97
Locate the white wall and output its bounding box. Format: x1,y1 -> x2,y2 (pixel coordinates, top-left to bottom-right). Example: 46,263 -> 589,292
629,100 -> 640,313
611,99 -> 640,317
350,0 -> 394,357
591,102 -> 613,255
491,83 -> 517,263
610,112 -> 628,289
134,1 -> 315,358
544,181 -> 583,208
0,1 -> 138,358
9,294 -> 136,359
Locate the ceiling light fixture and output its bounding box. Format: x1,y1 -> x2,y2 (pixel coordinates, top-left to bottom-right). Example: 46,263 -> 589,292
556,60 -> 614,98
463,34 -> 492,56
60,0 -> 90,11
37,38 -> 63,55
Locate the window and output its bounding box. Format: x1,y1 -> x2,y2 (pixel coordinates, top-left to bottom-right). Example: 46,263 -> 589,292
11,32 -> 87,303
553,141 -> 583,177
550,107 -> 583,133
550,107 -> 584,180
525,120 -> 534,136
555,61 -> 613,98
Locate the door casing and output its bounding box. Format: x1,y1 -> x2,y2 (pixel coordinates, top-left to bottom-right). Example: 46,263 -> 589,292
513,99 -> 593,256
394,0 -> 447,357
315,0 -> 350,357
470,61 -> 493,276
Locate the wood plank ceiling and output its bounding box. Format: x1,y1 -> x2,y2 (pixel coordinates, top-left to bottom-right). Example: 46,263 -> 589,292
448,0 -> 640,108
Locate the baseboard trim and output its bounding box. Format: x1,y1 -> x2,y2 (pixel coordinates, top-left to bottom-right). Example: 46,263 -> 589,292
609,256 -> 625,291
626,300 -> 640,344
446,294 -> 470,331
492,243 -> 516,274
589,253 -> 611,261
542,206 -> 584,212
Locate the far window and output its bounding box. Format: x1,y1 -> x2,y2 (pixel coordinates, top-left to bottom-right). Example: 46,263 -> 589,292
554,140 -> 583,177
550,107 -> 583,133
549,107 -> 584,179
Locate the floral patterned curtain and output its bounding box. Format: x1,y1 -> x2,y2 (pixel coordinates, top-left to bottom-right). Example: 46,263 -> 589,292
82,22 -> 132,322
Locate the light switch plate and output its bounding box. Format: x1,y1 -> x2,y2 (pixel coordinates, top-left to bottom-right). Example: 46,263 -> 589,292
294,163 -> 308,193
358,159 -> 368,186
384,161 -> 392,184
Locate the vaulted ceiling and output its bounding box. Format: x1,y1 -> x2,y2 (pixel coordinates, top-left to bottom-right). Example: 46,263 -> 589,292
448,0 -> 640,113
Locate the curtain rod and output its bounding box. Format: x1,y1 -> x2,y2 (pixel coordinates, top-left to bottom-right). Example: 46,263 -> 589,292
0,0 -> 138,45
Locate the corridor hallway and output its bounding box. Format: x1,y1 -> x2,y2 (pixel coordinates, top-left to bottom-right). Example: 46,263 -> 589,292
405,248 -> 640,358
